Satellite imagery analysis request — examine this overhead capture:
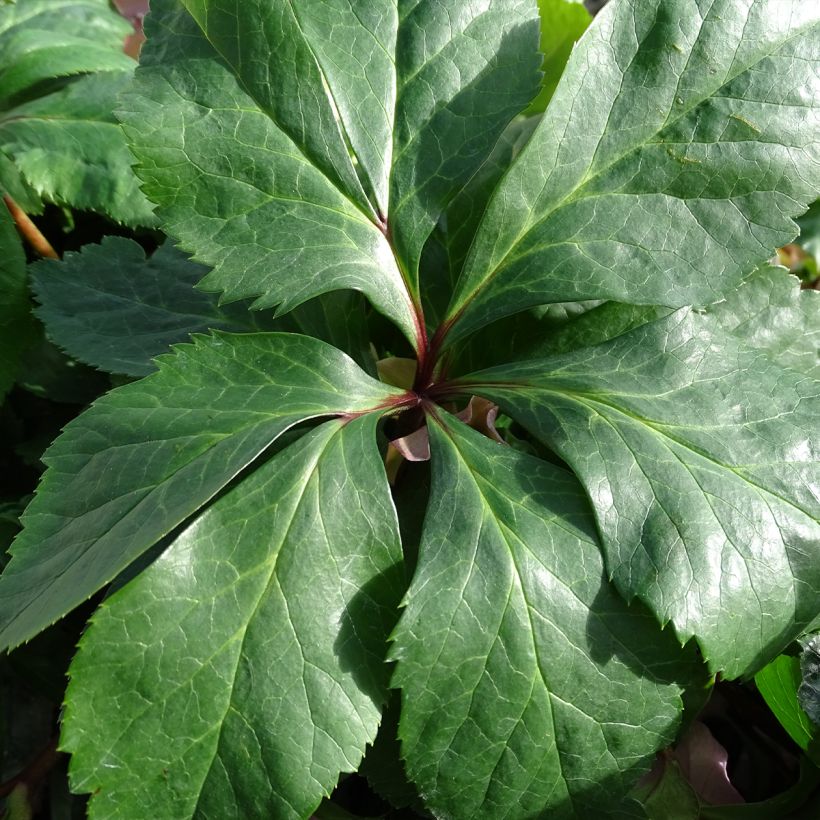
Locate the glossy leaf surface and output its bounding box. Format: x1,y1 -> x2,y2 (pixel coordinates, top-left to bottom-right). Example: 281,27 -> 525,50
63,416 -> 404,819
707,265 -> 819,379
392,413 -> 699,818
446,0 -> 820,344
467,310 -> 820,677
0,333 -> 402,650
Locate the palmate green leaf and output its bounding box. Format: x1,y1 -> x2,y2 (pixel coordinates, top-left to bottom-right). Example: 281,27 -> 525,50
120,0 -> 541,347
392,413 -> 701,819
444,0 -> 820,346
0,333 -> 403,651
0,72 -> 155,225
30,237 -> 266,378
0,203 -> 33,399
466,310 -> 820,677
62,416 -> 403,820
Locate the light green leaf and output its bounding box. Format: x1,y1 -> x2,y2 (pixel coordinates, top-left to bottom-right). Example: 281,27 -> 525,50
30,237 -> 267,377
0,332 -> 404,650
63,415 -> 404,820
120,0 -> 541,346
707,265 -> 820,379
445,0 -> 820,346
527,0 -> 591,113
0,0 -> 130,43
465,309 -> 820,677
0,202 -> 33,399
0,72 -> 155,225
391,412 -> 700,818
755,654 -> 815,751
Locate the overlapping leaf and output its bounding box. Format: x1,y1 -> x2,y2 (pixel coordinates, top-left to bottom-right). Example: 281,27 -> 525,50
445,0 -> 820,345
392,414 -> 700,818
465,310 -> 820,676
31,236 -> 377,377
63,416 -> 404,820
0,332 -> 403,650
119,0 -> 541,345
0,72 -> 154,224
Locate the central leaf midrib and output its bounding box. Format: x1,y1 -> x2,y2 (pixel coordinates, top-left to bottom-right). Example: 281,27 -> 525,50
448,15 -> 817,322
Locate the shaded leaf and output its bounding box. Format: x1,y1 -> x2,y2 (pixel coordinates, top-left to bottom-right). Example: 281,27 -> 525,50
445,0 -> 820,345
63,416 -> 404,820
0,202 -> 33,399
0,332 -> 404,650
391,412 -> 700,818
30,237 -> 267,377
466,310 -> 820,677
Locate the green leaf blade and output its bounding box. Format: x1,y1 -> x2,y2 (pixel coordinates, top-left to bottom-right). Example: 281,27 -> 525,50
30,237 -> 263,377
63,415 -> 404,820
0,332 -> 403,650
0,72 -> 156,225
0,29 -> 133,107
391,413 -> 701,818
390,0 -> 542,288
706,265 -> 819,379
466,310 -> 820,677
445,0 -> 820,345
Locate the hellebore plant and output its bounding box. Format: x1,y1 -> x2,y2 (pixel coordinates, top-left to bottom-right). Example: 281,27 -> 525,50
0,0 -> 819,817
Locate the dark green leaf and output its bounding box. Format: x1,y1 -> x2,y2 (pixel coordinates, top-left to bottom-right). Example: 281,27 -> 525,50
0,332 -> 404,650
120,0 -> 542,344
63,416 -> 404,819
389,0 -> 541,288
445,0 -> 820,345
391,412 -> 700,818
30,238 -> 266,377
466,310 -> 820,677
0,202 -> 33,399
